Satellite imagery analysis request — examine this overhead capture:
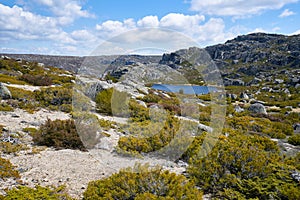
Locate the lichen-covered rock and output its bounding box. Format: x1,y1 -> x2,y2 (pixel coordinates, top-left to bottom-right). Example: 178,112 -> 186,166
248,103 -> 267,115
0,83 -> 12,99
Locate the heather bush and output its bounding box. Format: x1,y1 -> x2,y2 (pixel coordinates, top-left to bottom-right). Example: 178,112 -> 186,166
32,119 -> 86,151
20,74 -> 52,86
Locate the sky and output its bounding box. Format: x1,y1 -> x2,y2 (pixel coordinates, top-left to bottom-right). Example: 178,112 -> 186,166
0,0 -> 300,55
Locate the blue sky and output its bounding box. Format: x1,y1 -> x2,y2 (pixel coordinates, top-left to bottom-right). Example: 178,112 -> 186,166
0,0 -> 299,55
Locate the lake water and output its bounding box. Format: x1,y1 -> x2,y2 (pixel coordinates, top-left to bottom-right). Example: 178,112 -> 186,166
152,84 -> 217,95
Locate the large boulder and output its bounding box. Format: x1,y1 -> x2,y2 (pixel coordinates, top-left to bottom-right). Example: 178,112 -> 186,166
248,103 -> 267,115
0,83 -> 12,99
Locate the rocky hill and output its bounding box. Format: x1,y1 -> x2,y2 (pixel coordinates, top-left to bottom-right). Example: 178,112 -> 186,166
205,33 -> 300,85
2,32 -> 299,86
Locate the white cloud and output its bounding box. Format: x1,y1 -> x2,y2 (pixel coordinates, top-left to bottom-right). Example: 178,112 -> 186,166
190,0 -> 298,16
0,4 -> 59,39
95,19 -> 135,38
95,13 -> 231,47
248,28 -> 268,34
137,15 -> 159,27
0,3 -> 99,55
290,29 -> 300,35
160,13 -> 205,31
279,9 -> 296,17
33,0 -> 94,25
272,27 -> 281,32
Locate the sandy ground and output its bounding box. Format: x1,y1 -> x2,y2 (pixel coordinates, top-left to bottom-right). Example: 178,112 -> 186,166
0,108 -> 70,132
8,148 -> 185,199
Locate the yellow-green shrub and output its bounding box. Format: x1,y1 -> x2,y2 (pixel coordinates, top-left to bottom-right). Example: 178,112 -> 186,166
0,185 -> 73,200
83,164 -> 202,200
288,134 -> 300,146
0,157 -> 20,180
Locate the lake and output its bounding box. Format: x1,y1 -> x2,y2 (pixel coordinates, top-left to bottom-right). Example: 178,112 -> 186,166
152,84 -> 217,95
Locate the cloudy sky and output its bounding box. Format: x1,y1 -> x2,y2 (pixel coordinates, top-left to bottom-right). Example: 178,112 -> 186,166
1,0 -> 300,55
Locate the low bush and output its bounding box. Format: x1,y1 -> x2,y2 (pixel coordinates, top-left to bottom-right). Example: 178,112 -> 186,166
32,119 -> 86,151
118,114 -> 179,154
0,103 -> 13,112
35,86 -> 72,112
95,88 -> 130,117
83,164 -> 202,200
20,74 -> 52,86
288,134 -> 300,146
0,185 -> 73,200
0,142 -> 28,155
187,130 -> 300,199
0,157 -> 20,180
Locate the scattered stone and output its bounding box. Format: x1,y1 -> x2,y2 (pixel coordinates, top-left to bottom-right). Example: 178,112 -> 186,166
240,92 -> 249,100
198,123 -> 213,133
136,100 -> 147,108
177,160 -> 188,168
248,103 -> 267,115
291,170 -> 300,182
294,123 -> 300,133
234,105 -> 244,113
274,79 -> 284,84
11,114 -> 20,118
0,82 -> 12,99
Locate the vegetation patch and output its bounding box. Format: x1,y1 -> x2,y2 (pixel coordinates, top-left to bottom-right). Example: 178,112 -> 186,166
0,157 -> 20,180
188,130 -> 299,199
32,119 -> 86,151
0,185 -> 73,200
83,164 -> 202,200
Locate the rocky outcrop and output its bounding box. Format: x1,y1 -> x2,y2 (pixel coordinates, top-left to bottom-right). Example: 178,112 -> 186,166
206,33 -> 300,69
0,82 -> 12,99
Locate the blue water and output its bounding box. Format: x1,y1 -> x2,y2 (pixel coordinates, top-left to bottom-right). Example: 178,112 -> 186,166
152,84 -> 217,95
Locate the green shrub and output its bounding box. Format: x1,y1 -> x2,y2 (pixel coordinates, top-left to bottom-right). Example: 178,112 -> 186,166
0,142 -> 28,155
0,185 -> 73,200
95,88 -> 130,117
83,164 -> 202,200
187,130 -> 300,199
288,134 -> 300,146
20,74 -> 52,86
0,103 -> 13,112
0,157 -> 20,180
32,119 -> 86,151
0,74 -> 26,85
118,114 -> 179,154
35,86 -> 72,112
198,94 -> 211,101
95,88 -> 113,115
129,100 -> 150,122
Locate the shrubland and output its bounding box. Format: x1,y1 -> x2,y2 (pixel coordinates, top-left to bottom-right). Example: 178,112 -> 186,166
83,164 -> 202,200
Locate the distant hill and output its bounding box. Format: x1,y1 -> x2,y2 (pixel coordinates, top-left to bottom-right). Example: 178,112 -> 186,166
1,33 -> 299,86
